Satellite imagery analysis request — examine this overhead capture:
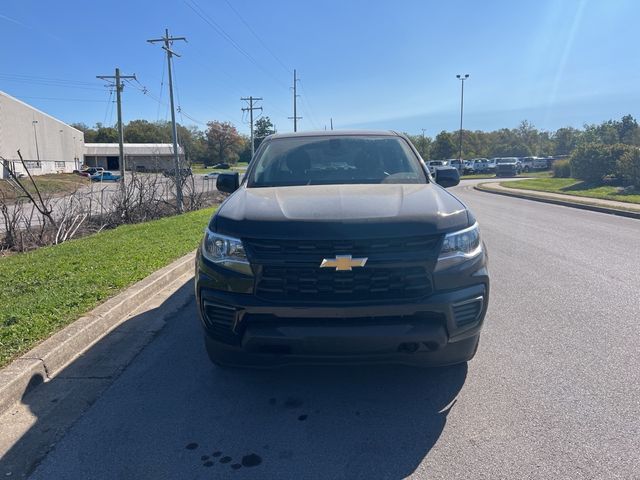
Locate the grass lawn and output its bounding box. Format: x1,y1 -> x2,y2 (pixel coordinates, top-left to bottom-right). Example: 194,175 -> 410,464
0,173 -> 89,202
0,207 -> 216,368
500,178 -> 640,204
461,171 -> 552,180
522,171 -> 553,178
461,174 -> 497,180
192,162 -> 248,175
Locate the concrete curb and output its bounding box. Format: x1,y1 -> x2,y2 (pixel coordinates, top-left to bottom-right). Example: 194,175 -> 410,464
474,183 -> 640,220
0,251 -> 196,415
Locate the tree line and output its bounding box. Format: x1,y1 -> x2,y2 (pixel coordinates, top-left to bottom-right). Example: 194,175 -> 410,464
405,114 -> 640,160
71,116 -> 276,166
72,113 -> 639,165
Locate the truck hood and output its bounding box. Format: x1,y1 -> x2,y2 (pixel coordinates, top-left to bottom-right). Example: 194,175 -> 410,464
212,184 -> 469,239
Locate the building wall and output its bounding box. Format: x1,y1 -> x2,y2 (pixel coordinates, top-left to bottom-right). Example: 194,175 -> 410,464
0,91 -> 84,179
83,154 -> 184,172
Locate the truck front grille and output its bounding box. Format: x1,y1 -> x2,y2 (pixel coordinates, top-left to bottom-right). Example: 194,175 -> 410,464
256,265 -> 432,302
243,236 -> 440,263
244,235 -> 440,303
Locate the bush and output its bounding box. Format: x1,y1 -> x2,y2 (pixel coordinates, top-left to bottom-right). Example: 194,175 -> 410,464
617,148 -> 640,186
552,159 -> 571,178
570,143 -> 632,182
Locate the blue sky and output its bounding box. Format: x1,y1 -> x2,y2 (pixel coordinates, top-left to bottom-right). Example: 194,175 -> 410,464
0,0 -> 638,137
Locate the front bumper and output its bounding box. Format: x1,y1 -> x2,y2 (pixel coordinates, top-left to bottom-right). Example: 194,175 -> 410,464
195,255 -> 489,366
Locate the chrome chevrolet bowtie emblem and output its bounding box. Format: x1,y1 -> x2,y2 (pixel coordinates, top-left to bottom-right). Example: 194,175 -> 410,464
320,255 -> 368,271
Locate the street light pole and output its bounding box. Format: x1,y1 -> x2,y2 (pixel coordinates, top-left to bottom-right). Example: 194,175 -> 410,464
32,120 -> 40,164
456,74 -> 469,161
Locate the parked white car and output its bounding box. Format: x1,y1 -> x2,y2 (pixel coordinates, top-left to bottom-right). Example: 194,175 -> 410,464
464,158 -> 490,174
519,156 -> 549,172
427,160 -> 446,175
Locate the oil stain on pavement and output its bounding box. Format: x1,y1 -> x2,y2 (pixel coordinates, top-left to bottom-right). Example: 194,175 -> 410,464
185,442 -> 262,472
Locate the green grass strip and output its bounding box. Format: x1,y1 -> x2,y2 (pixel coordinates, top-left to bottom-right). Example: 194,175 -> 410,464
0,207 -> 215,368
500,178 -> 640,204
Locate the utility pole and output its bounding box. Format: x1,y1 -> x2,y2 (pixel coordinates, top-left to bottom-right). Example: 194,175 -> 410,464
241,96 -> 263,158
148,29 -> 187,212
97,68 -> 136,191
456,74 -> 469,161
330,117 -> 333,131
288,69 -> 302,132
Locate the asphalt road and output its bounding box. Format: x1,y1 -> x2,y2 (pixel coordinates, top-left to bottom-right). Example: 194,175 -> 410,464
15,180 -> 640,479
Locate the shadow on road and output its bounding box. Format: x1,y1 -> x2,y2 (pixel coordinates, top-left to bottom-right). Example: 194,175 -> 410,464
0,281 -> 193,478
1,285 -> 468,479
196,362 -> 467,479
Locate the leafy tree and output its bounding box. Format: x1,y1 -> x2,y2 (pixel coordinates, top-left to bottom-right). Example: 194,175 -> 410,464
124,120 -> 170,143
405,133 -> 431,159
205,121 -> 243,165
71,123 -> 97,142
553,127 -> 581,156
253,116 -> 275,151
617,148 -> 640,186
178,125 -> 208,164
93,123 -> 118,143
237,135 -> 252,164
431,131 -> 457,159
617,114 -> 640,145
569,143 -> 632,182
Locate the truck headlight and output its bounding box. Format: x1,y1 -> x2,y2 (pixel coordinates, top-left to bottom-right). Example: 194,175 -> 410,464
436,223 -> 482,270
202,230 -> 253,275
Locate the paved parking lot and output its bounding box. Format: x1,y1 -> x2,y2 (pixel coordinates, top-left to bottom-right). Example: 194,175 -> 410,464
3,180 -> 639,479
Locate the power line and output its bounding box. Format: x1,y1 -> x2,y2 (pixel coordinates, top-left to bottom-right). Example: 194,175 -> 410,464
156,60 -> 166,122
183,0 -> 289,90
127,75 -> 243,127
168,40 -> 289,123
102,88 -> 114,125
222,0 -> 290,74
0,73 -> 99,87
298,79 -> 320,130
15,96 -> 108,103
0,75 -> 105,91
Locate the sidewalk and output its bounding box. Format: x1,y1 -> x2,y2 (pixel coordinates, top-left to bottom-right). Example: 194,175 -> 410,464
475,181 -> 640,219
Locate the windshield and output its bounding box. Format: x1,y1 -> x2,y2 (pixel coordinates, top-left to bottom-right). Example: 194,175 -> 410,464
248,135 -> 427,187
497,158 -> 517,164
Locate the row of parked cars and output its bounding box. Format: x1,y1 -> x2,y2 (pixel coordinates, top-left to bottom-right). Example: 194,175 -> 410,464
426,156 -> 557,177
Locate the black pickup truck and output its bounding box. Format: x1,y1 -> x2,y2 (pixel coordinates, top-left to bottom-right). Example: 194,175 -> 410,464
195,131 -> 489,367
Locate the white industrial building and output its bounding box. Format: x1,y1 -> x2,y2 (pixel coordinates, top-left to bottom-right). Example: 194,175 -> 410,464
0,90 -> 84,179
84,143 -> 185,172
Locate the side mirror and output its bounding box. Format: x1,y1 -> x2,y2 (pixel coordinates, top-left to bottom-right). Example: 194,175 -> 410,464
435,166 -> 460,188
216,172 -> 239,193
